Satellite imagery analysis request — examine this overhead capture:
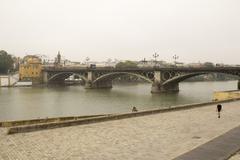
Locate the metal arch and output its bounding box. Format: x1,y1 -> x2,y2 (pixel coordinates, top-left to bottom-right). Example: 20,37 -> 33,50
162,72 -> 207,86
48,72 -> 88,83
162,70 -> 240,86
161,71 -> 172,81
92,72 -> 153,84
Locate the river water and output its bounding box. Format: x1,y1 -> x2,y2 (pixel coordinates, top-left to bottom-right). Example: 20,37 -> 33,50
0,81 -> 238,121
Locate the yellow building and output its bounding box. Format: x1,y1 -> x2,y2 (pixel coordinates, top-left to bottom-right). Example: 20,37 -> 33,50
19,55 -> 42,81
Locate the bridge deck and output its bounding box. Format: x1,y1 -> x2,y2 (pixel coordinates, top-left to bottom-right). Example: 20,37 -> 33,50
43,66 -> 240,72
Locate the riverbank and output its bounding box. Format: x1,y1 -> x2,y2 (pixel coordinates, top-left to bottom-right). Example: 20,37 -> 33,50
1,100 -> 240,159
3,98 -> 240,134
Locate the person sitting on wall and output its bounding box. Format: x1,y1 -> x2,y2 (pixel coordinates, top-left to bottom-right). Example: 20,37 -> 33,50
132,106 -> 138,112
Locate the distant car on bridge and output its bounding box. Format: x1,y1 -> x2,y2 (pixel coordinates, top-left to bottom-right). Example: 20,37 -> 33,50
216,63 -> 225,67
87,64 -> 96,69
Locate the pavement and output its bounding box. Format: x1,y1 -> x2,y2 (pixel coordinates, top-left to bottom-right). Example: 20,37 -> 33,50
174,124 -> 240,160
229,152 -> 240,160
1,101 -> 240,160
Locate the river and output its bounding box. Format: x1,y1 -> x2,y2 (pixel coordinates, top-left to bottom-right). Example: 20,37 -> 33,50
0,81 -> 238,121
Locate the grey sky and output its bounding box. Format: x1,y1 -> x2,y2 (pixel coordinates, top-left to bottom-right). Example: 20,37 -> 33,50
0,0 -> 240,64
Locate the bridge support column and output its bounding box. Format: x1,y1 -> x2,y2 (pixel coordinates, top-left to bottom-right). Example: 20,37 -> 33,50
85,71 -> 112,89
151,82 -> 179,93
42,71 -> 49,84
151,71 -> 179,93
85,81 -> 112,89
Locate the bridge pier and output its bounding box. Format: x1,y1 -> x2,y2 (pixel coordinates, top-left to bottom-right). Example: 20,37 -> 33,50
42,71 -> 49,84
151,71 -> 179,93
85,80 -> 112,89
84,71 -> 113,89
151,82 -> 179,93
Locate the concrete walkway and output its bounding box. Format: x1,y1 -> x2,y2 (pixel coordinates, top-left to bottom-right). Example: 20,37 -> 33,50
229,152 -> 240,160
174,125 -> 240,160
1,101 -> 240,160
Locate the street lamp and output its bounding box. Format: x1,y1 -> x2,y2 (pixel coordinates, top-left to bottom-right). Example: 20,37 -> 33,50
140,58 -> 147,67
173,54 -> 179,66
142,58 -> 147,64
153,52 -> 159,67
85,57 -> 90,64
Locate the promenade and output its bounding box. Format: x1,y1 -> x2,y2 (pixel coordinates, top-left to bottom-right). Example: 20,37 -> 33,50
1,101 -> 240,160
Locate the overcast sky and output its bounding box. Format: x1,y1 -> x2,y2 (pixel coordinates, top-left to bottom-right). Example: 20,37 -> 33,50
0,0 -> 240,64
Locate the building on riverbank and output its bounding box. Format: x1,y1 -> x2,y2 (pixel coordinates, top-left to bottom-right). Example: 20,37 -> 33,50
19,55 -> 42,82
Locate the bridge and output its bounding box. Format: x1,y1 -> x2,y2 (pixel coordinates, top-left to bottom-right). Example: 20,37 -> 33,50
42,67 -> 240,93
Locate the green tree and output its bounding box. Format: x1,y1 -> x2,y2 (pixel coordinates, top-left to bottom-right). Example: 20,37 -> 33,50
115,60 -> 138,68
0,50 -> 14,74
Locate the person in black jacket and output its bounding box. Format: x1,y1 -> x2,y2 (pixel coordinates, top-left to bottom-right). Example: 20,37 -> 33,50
217,104 -> 222,118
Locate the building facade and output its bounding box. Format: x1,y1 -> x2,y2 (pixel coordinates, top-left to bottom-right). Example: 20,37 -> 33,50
19,55 -> 42,81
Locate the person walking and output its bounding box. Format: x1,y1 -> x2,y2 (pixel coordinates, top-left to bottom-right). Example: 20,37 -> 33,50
217,104 -> 222,118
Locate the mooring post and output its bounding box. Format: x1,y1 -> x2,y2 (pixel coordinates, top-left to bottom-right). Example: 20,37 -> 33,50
238,79 -> 240,90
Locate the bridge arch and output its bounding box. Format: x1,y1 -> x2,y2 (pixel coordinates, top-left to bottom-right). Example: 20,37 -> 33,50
92,72 -> 153,85
48,72 -> 87,83
161,71 -> 239,87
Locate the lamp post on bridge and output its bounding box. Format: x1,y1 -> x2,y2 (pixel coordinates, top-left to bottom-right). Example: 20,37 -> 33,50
85,57 -> 90,65
140,58 -> 147,67
173,54 -> 179,67
153,52 -> 159,67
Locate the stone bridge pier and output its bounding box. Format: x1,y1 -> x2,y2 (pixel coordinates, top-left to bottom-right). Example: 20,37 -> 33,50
85,71 -> 113,89
151,71 -> 179,93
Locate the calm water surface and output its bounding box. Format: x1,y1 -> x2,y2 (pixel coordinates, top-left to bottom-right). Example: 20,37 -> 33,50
0,81 -> 238,121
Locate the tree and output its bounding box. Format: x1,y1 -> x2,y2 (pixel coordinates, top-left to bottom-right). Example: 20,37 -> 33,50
115,61 -> 138,68
0,50 -> 14,74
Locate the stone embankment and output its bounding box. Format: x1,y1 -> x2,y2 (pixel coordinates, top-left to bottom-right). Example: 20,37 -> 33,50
2,98 -> 240,134
0,114 -> 109,127
213,90 -> 240,101
0,74 -> 18,87
1,100 -> 240,159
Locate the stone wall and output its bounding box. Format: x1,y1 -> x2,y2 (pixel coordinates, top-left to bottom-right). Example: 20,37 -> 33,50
6,98 -> 240,134
0,74 -> 18,87
213,90 -> 240,101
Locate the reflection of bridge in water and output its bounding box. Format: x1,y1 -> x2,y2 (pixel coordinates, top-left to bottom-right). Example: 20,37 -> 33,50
42,67 -> 240,93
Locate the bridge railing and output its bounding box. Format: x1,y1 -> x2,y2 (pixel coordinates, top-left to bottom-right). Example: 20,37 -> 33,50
42,66 -> 240,72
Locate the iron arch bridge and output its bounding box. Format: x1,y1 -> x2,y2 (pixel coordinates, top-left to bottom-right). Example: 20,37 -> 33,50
42,67 -> 240,93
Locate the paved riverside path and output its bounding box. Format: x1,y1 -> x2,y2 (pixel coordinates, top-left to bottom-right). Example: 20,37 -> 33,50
174,125 -> 240,160
1,101 -> 240,160
229,152 -> 240,160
